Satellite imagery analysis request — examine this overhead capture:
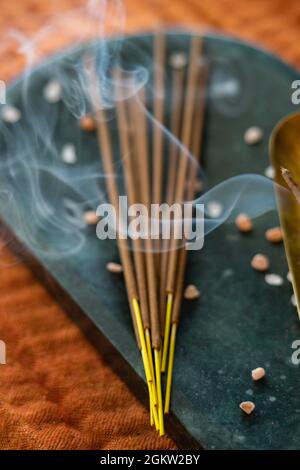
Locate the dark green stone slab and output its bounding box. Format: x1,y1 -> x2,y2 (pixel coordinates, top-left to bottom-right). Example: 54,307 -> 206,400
1,31 -> 300,449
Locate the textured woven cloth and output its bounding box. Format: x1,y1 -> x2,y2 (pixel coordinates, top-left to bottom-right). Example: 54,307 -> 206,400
0,0 -> 299,450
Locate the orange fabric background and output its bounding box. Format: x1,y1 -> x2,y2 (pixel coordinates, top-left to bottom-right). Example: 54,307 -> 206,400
0,0 -> 299,450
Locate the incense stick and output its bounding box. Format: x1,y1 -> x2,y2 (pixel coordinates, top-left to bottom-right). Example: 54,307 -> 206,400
152,33 -> 166,285
281,167 -> 300,206
165,55 -> 208,414
94,95 -> 141,340
166,36 -> 203,293
160,37 -> 203,379
85,56 -> 158,430
113,69 -> 159,428
160,52 -> 187,372
129,86 -> 164,435
113,69 -> 151,333
152,32 -> 165,206
96,102 -> 158,427
130,88 -> 161,349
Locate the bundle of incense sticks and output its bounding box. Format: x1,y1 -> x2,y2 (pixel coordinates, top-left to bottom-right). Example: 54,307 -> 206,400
86,33 -> 208,436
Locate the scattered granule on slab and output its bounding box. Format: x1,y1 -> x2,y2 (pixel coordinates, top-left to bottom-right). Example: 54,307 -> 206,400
62,143 -> 77,164
194,179 -> 203,193
207,201 -> 223,218
169,52 -> 187,69
80,115 -> 96,132
251,254 -> 269,272
43,80 -> 62,103
239,401 -> 255,415
264,273 -> 283,286
235,213 -> 253,232
287,271 -> 292,283
106,262 -> 123,273
264,165 -> 275,179
291,294 -> 297,307
244,126 -> 263,145
184,284 -> 200,300
1,105 -> 21,123
83,210 -> 99,225
251,367 -> 265,381
265,226 -> 283,243
222,268 -> 234,278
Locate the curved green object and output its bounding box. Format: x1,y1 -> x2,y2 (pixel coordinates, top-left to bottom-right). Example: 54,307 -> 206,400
271,112 -> 300,318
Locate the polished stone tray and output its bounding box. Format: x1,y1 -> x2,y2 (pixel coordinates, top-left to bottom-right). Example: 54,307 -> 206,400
1,31 -> 300,449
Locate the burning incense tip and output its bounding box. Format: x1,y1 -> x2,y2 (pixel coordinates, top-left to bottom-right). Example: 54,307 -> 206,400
281,167 -> 300,206
281,167 -> 290,177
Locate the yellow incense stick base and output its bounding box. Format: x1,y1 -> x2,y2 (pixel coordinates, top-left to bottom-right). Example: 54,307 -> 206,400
164,323 -> 177,414
154,349 -> 165,436
145,328 -> 157,405
161,293 -> 173,373
132,298 -> 151,380
132,298 -> 159,430
148,379 -> 159,430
